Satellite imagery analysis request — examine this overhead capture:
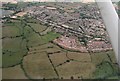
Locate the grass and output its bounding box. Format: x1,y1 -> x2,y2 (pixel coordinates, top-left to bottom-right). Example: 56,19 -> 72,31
67,52 -> 91,62
56,61 -> 95,79
91,52 -> 111,65
29,42 -> 64,53
2,20 -> 23,37
28,43 -> 54,52
107,51 -> 117,63
41,32 -> 60,43
4,20 -> 21,27
92,62 -> 114,79
28,31 -> 60,47
23,25 -> 60,47
3,49 -> 27,68
27,42 -> 66,66
25,31 -> 42,47
107,76 -> 120,79
2,18 -> 60,68
22,52 -> 58,79
90,51 -> 120,79
49,52 -> 69,66
2,20 -> 28,68
3,37 -> 26,52
3,25 -> 21,37
40,27 -> 52,35
2,65 -> 27,79
28,23 -> 47,33
28,43 -> 61,55
2,38 -> 28,67
25,17 -> 40,23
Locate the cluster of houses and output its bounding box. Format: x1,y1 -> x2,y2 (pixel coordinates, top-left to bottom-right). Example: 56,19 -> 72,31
27,3 -> 108,39
25,3 -> 113,52
2,2 -> 113,52
54,35 -> 113,53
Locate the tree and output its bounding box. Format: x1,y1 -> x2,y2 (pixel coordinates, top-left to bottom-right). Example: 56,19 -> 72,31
71,76 -> 74,80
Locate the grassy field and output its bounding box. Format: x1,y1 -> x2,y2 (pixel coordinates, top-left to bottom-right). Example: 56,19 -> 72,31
2,20 -> 23,37
91,52 -> 111,65
2,65 -> 27,79
2,18 -> 61,68
91,51 -> 119,79
92,62 -> 115,79
3,37 -> 26,51
3,49 -> 27,67
107,51 -> 117,63
3,37 -> 27,67
25,17 -> 40,23
29,42 -> 64,53
3,25 -> 21,37
22,52 -> 58,79
67,52 -> 91,62
41,32 -> 60,44
28,43 -> 55,52
23,24 -> 60,47
50,52 -> 69,67
56,61 -> 95,79
28,23 -> 47,33
26,31 -> 60,47
2,20 -> 28,67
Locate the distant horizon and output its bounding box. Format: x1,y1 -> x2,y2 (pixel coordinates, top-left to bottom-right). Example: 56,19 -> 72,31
1,0 -> 95,3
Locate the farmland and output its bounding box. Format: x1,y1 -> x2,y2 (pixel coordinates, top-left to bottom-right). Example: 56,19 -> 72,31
2,18 -> 60,68
2,18 -> 119,79
2,2 -> 119,79
2,65 -> 27,79
22,52 -> 58,79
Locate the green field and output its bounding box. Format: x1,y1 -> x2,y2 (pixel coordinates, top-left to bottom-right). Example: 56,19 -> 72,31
2,65 -> 27,79
3,37 -> 28,67
2,19 -> 60,68
50,52 -> 69,67
28,23 -> 47,33
91,51 -> 114,65
22,52 -> 58,79
92,61 -> 119,79
67,52 -> 91,62
56,61 -> 95,79
3,20 -> 22,37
